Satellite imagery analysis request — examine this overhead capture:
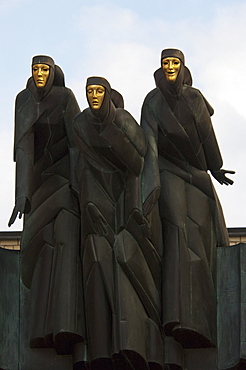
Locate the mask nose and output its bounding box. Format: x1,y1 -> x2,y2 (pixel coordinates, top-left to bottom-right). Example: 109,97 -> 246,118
168,61 -> 174,69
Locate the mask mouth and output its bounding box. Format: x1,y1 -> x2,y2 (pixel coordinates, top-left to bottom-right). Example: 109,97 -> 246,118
91,101 -> 99,108
165,70 -> 179,82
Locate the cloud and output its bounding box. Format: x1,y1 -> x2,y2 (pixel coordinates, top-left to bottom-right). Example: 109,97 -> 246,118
0,0 -> 30,15
211,101 -> 246,227
70,2 -> 246,121
71,2 -> 246,227
185,3 -> 246,115
1,1 -> 246,229
0,130 -> 23,231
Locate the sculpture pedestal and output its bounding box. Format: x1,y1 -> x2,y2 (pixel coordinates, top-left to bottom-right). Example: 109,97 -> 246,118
217,243 -> 246,369
0,247 -> 73,370
165,336 -> 217,369
1,243 -> 246,370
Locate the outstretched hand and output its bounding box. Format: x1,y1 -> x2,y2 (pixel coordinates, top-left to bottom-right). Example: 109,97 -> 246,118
8,197 -> 27,227
211,169 -> 235,185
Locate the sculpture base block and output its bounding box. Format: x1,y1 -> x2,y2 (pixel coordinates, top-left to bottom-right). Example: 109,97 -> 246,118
1,243 -> 246,369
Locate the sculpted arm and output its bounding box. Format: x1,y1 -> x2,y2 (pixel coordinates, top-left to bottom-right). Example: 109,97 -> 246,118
64,91 -> 81,195
9,95 -> 33,226
8,143 -> 33,226
100,110 -> 147,176
189,89 -> 235,185
140,100 -> 161,216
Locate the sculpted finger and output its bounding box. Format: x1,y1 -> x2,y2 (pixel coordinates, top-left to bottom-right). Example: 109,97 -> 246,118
8,210 -> 18,227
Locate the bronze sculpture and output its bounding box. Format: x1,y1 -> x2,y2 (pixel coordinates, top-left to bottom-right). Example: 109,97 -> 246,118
8,55 -> 85,358
7,51 -> 237,370
140,48 -> 234,359
72,77 -> 164,370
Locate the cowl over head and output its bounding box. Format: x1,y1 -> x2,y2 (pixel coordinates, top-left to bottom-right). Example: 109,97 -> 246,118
161,48 -> 185,64
28,55 -> 64,101
85,76 -> 116,126
31,55 -> 55,98
86,76 -> 110,115
154,47 -> 193,108
86,77 -> 124,108
86,76 -> 111,93
160,48 -> 192,86
155,48 -> 185,100
32,55 -> 55,70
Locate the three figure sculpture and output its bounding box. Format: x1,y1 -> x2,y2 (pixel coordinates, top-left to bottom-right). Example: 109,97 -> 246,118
9,49 -> 234,370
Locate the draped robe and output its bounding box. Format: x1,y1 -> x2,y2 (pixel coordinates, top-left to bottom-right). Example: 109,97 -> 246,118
14,81 -> 85,354
141,83 -> 229,352
73,104 -> 165,370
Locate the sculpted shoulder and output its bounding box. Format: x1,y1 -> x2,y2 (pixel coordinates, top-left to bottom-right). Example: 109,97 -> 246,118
115,107 -> 137,123
114,108 -> 139,133
50,85 -> 74,100
15,88 -> 31,107
183,85 -> 214,116
142,87 -> 160,106
183,85 -> 204,103
114,108 -> 147,157
73,108 -> 89,128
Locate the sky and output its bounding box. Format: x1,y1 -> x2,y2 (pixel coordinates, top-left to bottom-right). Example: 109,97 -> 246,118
0,0 -> 246,231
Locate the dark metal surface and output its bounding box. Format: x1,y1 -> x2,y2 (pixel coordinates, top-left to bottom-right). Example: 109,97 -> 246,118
217,243 -> 246,369
3,50 -> 240,369
0,248 -> 74,370
0,248 -> 20,370
140,48 -> 231,361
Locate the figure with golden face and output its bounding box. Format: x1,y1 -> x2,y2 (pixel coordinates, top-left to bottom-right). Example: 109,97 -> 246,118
9,55 -> 86,363
72,76 -> 164,370
140,49 -> 234,368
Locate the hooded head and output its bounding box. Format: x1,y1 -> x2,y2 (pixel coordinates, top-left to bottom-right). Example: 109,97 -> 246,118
86,76 -> 110,111
161,48 -> 192,86
85,76 -> 120,126
161,50 -> 183,87
161,49 -> 185,65
160,48 -> 185,91
32,55 -> 55,90
27,55 -> 64,101
154,48 -> 192,104
32,55 -> 55,68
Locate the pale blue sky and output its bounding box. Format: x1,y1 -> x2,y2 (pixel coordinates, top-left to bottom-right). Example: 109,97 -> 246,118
1,0 -> 246,230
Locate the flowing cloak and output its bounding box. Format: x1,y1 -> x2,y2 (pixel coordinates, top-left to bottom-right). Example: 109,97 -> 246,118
73,101 -> 165,369
14,78 -> 85,354
141,83 -> 229,352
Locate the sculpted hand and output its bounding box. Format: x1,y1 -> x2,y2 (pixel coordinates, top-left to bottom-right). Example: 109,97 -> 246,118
70,183 -> 80,199
8,197 -> 27,227
132,209 -> 151,238
143,188 -> 160,216
87,202 -> 108,236
211,169 -> 235,185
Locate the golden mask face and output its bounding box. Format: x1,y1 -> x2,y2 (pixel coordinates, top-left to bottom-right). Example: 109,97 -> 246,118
32,64 -> 50,88
162,57 -> 181,83
87,85 -> 105,110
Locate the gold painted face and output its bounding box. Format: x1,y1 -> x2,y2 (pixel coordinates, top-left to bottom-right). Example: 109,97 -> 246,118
32,64 -> 50,88
87,85 -> 105,110
162,57 -> 181,84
